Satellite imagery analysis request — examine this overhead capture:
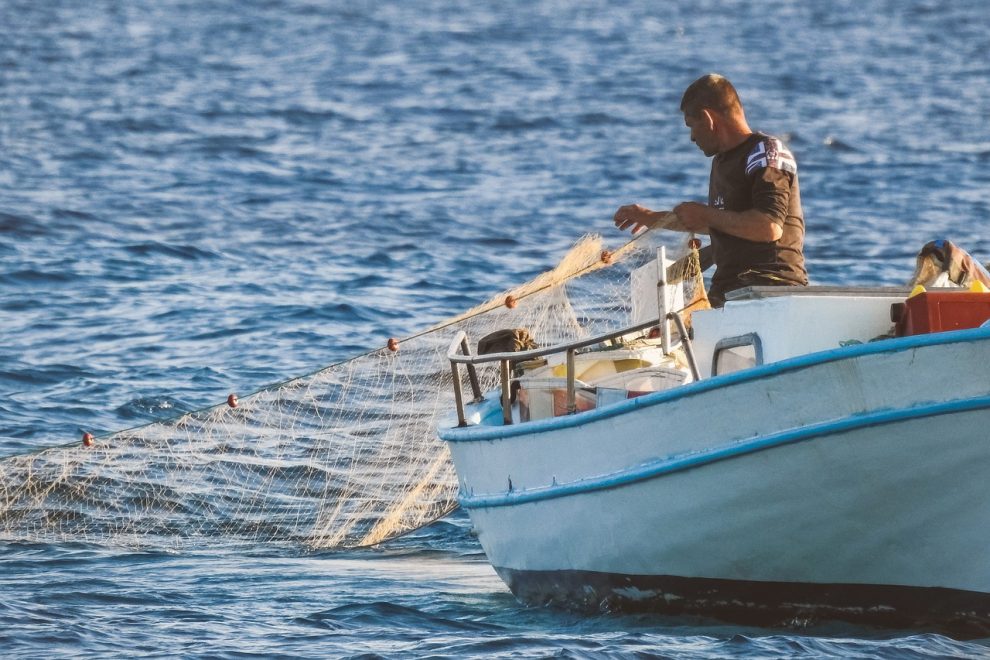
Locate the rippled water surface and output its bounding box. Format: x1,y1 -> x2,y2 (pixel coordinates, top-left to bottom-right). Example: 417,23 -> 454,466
3,0 -> 990,657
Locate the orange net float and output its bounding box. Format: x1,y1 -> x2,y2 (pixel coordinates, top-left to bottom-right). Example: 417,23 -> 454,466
227,393 -> 239,408
504,295 -> 517,309
82,432 -> 94,448
387,337 -> 399,352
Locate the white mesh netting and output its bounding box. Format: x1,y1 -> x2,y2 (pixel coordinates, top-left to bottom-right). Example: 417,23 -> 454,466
0,232 -> 705,550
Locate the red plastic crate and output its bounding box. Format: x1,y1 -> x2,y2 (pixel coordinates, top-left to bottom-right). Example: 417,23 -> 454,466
894,292 -> 990,337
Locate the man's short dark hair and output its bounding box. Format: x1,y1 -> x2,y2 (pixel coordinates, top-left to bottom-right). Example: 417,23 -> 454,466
680,74 -> 743,118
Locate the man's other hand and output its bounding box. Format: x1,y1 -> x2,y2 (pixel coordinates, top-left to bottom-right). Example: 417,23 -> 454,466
671,202 -> 711,233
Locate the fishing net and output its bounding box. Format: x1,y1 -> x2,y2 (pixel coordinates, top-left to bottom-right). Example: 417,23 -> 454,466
0,231 -> 706,550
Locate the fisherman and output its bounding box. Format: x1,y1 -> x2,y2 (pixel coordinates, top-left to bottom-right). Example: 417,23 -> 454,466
614,74 -> 808,307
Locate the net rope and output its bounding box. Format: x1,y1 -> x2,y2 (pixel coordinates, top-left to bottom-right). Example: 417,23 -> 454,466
0,231 -> 705,550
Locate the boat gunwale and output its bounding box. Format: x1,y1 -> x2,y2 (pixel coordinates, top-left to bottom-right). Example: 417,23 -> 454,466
440,325 -> 990,443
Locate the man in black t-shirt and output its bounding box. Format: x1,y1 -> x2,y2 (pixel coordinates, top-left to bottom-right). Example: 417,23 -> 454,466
614,74 -> 808,307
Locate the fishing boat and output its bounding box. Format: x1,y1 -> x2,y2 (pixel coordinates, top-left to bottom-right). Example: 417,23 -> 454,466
437,243 -> 990,636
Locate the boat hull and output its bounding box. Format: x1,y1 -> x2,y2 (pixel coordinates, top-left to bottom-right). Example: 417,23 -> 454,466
441,328 -> 990,635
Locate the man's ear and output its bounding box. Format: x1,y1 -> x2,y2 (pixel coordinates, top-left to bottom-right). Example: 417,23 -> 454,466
701,109 -> 716,131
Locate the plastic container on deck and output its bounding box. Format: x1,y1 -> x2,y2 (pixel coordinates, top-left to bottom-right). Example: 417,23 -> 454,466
893,291 -> 990,337
545,347 -> 664,382
594,366 -> 690,400
516,378 -> 596,422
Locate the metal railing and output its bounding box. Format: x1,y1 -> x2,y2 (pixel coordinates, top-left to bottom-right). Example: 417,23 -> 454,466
446,313 -> 700,427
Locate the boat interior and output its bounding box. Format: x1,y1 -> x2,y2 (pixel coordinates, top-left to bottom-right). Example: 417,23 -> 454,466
446,262 -> 990,428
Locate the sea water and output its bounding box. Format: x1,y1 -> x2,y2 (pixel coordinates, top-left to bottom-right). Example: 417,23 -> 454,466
2,0 -> 989,657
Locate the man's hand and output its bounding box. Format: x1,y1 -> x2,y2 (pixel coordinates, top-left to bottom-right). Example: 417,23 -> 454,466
672,202 -> 711,233
613,204 -> 658,233
614,204 -> 688,234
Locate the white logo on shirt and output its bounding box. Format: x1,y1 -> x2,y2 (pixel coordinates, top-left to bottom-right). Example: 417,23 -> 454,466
745,138 -> 797,176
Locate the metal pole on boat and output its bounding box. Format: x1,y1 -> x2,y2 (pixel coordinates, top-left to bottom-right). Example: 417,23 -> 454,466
500,359 -> 512,425
657,246 -> 671,355
460,336 -> 483,402
566,348 -> 576,414
667,312 -> 701,381
451,360 -> 467,427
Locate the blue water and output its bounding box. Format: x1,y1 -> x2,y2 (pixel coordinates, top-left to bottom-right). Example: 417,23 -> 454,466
3,0 -> 990,656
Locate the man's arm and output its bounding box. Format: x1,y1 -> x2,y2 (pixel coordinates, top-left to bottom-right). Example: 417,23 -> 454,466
673,202 -> 782,242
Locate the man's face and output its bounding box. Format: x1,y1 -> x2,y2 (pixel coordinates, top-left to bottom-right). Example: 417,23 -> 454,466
684,111 -> 718,157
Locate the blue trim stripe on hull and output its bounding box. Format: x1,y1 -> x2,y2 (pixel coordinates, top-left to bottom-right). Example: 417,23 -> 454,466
440,326 -> 990,443
459,394 -> 990,509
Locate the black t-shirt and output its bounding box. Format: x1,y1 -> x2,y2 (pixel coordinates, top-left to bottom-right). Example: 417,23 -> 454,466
706,132 -> 808,306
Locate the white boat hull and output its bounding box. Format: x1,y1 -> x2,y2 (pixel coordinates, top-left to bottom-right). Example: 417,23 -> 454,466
440,327 -> 990,634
